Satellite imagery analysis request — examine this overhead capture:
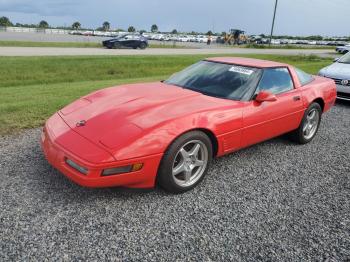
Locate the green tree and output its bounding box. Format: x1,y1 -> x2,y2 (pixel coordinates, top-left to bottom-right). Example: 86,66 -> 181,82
72,21 -> 81,30
128,26 -> 136,32
102,21 -> 110,31
171,29 -> 178,34
207,30 -> 213,36
0,16 -> 13,27
151,24 -> 158,33
39,20 -> 49,28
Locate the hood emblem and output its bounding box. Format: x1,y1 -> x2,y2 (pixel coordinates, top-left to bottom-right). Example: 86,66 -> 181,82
76,120 -> 86,127
341,79 -> 349,86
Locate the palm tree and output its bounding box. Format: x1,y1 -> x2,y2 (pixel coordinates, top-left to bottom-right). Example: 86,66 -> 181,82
0,16 -> 13,27
102,21 -> 110,31
39,20 -> 49,28
151,24 -> 158,33
128,26 -> 135,32
72,22 -> 81,30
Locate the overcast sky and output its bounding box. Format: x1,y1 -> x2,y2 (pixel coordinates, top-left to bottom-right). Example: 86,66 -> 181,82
1,0 -> 349,36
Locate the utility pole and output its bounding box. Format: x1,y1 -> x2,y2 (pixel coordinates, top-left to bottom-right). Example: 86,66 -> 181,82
269,0 -> 278,46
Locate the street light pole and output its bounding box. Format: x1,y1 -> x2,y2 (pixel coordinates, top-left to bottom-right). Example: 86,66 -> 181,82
269,0 -> 278,46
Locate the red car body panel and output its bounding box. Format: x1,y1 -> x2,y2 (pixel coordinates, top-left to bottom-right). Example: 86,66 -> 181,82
41,57 -> 337,188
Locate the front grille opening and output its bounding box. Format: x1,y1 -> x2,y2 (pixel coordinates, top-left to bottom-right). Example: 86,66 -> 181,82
337,92 -> 350,100
332,78 -> 350,86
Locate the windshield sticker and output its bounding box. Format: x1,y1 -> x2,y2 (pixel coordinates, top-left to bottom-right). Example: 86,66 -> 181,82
229,66 -> 254,75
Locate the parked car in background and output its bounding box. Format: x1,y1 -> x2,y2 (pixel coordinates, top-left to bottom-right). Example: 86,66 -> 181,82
82,31 -> 93,36
42,57 -> 336,193
319,52 -> 350,100
102,34 -> 148,49
178,35 -> 190,42
336,44 -> 350,54
195,35 -> 208,43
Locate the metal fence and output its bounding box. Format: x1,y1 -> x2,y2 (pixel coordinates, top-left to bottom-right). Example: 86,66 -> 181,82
0,26 -> 70,34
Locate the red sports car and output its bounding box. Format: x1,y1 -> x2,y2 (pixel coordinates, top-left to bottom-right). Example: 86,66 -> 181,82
41,57 -> 336,193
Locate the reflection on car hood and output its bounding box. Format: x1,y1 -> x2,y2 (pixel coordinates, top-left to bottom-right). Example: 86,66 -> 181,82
58,82 -> 238,155
322,62 -> 350,79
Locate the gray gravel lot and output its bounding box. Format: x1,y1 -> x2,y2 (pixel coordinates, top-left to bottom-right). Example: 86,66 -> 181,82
0,102 -> 349,261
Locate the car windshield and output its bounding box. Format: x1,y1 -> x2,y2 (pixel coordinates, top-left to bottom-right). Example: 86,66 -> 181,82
338,52 -> 350,64
165,61 -> 262,100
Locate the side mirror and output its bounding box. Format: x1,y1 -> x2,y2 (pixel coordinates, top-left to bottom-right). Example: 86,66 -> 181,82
255,91 -> 277,103
333,57 -> 339,62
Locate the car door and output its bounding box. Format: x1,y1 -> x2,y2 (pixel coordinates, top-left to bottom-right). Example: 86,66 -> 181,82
122,35 -> 133,47
241,67 -> 304,147
130,35 -> 141,48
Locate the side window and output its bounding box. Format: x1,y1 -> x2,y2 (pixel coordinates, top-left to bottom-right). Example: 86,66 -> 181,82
257,68 -> 294,95
295,67 -> 314,86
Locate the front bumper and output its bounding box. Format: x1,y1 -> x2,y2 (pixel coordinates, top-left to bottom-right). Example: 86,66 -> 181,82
41,116 -> 163,189
336,84 -> 350,101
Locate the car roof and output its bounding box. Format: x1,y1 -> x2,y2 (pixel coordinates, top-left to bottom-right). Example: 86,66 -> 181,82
206,57 -> 289,68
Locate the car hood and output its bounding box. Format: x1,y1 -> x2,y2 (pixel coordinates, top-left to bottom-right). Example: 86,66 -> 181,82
58,82 -> 232,154
320,62 -> 350,79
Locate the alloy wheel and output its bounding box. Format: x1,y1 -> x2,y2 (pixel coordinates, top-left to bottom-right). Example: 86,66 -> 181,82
172,140 -> 209,187
303,108 -> 320,140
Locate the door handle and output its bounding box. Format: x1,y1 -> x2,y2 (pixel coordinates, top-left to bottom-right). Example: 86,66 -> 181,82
293,96 -> 301,101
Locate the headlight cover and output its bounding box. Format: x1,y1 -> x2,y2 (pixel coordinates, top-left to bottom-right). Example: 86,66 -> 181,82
65,158 -> 88,175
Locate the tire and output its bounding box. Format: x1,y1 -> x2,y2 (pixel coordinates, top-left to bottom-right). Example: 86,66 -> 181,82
290,102 -> 322,144
157,131 -> 213,193
139,42 -> 147,49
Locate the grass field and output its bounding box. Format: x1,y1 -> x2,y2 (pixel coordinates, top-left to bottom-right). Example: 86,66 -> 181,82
0,54 -> 332,135
0,40 -> 187,49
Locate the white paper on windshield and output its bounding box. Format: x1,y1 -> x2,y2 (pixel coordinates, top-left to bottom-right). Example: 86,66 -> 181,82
229,66 -> 254,75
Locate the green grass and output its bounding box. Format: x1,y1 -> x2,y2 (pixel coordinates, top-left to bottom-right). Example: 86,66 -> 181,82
0,40 -> 102,48
0,54 -> 332,135
0,40 -> 187,49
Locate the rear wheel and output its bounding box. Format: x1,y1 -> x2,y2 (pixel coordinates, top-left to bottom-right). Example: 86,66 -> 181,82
139,42 -> 147,49
290,102 -> 322,144
157,131 -> 212,193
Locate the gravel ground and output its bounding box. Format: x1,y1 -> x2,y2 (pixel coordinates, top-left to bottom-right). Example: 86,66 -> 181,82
0,102 -> 349,261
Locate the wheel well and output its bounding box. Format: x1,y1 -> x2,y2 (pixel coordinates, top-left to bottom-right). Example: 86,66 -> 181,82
196,128 -> 219,157
164,128 -> 219,158
312,98 -> 325,112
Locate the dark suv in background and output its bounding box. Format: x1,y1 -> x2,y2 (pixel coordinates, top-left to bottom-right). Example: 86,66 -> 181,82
102,34 -> 148,49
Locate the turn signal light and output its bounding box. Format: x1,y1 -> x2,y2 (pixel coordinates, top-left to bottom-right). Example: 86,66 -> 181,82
102,163 -> 143,176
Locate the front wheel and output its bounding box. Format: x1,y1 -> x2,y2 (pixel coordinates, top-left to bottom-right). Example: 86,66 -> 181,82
157,131 -> 213,193
290,102 -> 322,144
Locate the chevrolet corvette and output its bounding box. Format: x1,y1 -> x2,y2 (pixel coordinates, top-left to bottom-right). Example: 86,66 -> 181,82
41,57 -> 337,193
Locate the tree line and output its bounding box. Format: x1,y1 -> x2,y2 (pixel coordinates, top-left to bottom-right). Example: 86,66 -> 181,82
1,16 -> 349,40
0,16 -> 163,33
